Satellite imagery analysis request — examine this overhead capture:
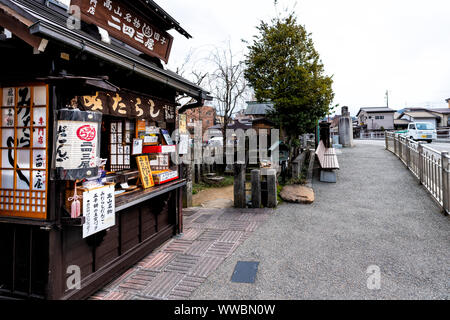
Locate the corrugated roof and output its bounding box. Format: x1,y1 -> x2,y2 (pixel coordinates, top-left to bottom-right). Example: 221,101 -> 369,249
245,102 -> 274,115
356,107 -> 396,117
394,119 -> 410,124
403,111 -> 439,118
429,108 -> 450,114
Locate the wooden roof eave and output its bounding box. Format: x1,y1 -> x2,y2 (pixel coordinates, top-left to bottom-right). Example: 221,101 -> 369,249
28,19 -> 210,102
0,3 -> 47,51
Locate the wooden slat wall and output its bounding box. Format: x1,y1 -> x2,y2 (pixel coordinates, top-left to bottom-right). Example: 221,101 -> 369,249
0,224 -> 48,299
61,191 -> 177,299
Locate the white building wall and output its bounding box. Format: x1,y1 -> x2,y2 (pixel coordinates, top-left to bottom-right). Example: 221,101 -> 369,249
364,112 -> 395,130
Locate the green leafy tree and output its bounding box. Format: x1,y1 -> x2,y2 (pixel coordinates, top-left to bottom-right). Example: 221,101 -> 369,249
245,11 -> 335,161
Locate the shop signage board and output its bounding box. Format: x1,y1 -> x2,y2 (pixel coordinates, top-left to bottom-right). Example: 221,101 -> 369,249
55,121 -> 98,169
54,109 -> 102,180
78,91 -> 176,123
82,184 -> 116,238
71,0 -> 174,63
179,114 -> 187,133
136,155 -> 154,189
132,138 -> 143,155
179,134 -> 189,155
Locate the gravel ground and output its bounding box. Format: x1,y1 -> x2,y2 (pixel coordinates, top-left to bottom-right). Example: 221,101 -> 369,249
190,140 -> 450,300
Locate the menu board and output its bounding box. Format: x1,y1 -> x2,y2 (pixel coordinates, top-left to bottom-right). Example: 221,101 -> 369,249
136,155 -> 154,189
132,138 -> 143,155
82,185 -> 116,239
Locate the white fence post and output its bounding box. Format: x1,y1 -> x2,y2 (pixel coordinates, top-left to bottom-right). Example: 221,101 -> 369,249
406,139 -> 411,169
418,142 -> 424,185
441,151 -> 449,214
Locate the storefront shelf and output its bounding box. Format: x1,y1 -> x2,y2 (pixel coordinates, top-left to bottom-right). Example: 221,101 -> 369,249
60,216 -> 86,227
115,179 -> 186,213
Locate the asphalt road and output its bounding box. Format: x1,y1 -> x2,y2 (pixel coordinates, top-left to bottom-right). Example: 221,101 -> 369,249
190,140 -> 450,300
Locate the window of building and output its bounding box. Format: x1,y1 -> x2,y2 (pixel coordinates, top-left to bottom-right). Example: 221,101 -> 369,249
0,86 -> 49,219
108,118 -> 135,172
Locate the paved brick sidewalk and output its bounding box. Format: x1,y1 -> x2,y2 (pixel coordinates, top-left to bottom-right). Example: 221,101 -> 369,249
90,207 -> 273,300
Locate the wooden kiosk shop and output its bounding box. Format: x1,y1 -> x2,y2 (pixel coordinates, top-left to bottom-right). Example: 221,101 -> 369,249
0,0 -> 210,299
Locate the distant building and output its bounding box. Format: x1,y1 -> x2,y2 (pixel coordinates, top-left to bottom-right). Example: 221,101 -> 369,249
399,110 -> 439,128
244,101 -> 274,120
395,107 -> 450,128
329,115 -> 341,134
356,107 -> 396,131
215,115 -> 225,125
234,109 -> 251,122
185,106 -> 216,138
206,120 -> 252,138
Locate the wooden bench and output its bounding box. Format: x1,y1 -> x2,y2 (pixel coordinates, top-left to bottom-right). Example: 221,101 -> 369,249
315,140 -> 339,182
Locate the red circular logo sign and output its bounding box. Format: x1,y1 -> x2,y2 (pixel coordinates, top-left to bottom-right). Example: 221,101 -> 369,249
77,125 -> 96,142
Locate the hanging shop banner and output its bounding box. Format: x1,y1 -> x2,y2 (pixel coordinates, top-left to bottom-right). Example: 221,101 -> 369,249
54,109 -> 102,180
71,0 -> 174,63
136,155 -> 155,189
83,185 -> 116,239
77,91 -> 176,123
179,114 -> 187,133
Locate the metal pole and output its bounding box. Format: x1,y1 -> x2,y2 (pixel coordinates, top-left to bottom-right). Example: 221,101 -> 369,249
418,142 -> 423,185
441,151 -> 449,214
394,134 -> 397,156
385,132 -> 388,150
406,139 -> 411,169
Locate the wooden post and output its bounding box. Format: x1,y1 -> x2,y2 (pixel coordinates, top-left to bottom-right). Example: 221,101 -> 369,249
195,164 -> 201,183
251,169 -> 261,208
385,132 -> 388,150
266,169 -> 277,208
418,142 -> 424,185
182,162 -> 193,208
441,151 -> 449,214
234,163 -> 246,208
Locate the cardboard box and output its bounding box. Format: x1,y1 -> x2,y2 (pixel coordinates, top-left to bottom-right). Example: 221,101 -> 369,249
143,145 -> 176,154
152,170 -> 178,185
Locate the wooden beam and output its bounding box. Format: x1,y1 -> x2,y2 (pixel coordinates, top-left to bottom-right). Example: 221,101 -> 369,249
0,6 -> 46,51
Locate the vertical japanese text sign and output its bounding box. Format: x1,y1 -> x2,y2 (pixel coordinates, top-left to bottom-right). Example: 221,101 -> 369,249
83,184 -> 115,238
71,0 -> 174,63
136,155 -> 154,189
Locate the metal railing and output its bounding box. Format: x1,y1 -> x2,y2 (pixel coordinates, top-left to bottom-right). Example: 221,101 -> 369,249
359,132 -> 386,140
386,132 -> 450,214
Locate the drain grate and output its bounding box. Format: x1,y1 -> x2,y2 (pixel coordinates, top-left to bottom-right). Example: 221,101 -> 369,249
231,261 -> 259,284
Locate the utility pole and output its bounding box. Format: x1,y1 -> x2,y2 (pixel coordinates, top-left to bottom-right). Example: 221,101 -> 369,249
386,90 -> 389,108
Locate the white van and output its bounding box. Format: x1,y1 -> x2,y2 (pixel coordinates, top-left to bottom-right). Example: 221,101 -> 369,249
406,122 -> 437,143
207,136 -> 223,146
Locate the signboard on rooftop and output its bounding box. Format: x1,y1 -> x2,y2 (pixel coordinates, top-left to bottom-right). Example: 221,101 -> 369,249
71,0 -> 174,63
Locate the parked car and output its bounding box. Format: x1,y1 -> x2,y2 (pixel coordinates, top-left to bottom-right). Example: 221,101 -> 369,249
207,136 -> 223,146
405,122 -> 437,143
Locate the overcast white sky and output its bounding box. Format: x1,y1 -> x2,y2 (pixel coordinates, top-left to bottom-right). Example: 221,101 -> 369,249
62,0 -> 450,116
161,0 -> 450,116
